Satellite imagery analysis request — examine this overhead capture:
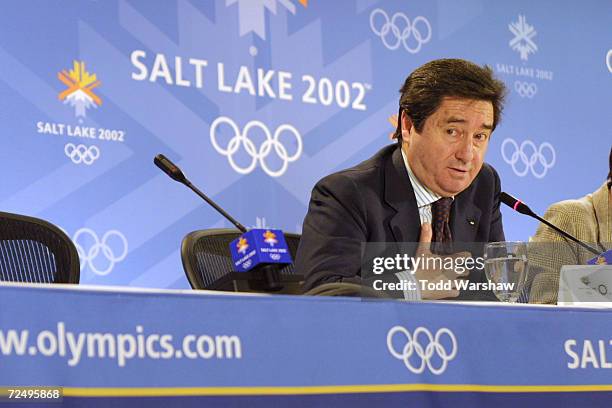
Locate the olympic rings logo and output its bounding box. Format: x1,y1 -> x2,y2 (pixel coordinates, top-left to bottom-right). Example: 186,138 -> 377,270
387,326 -> 457,375
514,81 -> 537,98
72,228 -> 128,276
370,9 -> 432,54
210,116 -> 302,178
501,138 -> 556,179
607,49 -> 612,73
64,143 -> 100,165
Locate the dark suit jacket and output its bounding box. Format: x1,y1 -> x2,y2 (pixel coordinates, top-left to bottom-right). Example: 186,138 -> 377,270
295,144 -> 505,299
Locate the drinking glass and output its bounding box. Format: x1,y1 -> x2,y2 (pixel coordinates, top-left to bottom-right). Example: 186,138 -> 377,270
484,241 -> 528,302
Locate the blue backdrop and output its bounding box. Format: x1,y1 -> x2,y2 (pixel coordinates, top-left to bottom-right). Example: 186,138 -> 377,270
0,0 -> 610,288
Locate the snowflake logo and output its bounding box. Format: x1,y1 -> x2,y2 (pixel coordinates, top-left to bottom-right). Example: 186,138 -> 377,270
237,237 -> 249,254
226,0 -> 308,40
508,15 -> 537,61
388,114 -> 398,140
263,230 -> 278,246
58,61 -> 102,118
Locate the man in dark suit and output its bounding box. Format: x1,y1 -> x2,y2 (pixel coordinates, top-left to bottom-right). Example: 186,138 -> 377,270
295,59 -> 507,300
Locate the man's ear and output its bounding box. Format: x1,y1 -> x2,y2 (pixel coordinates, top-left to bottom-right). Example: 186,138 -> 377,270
401,111 -> 413,141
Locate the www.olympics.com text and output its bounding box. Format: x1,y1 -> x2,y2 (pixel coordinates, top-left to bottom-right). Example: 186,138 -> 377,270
0,323 -> 242,367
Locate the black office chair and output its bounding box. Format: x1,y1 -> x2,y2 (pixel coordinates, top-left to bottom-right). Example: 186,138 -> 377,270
0,211 -> 80,283
181,228 -> 303,293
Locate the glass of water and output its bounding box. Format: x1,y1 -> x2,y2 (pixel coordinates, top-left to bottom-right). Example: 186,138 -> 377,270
484,241 -> 528,302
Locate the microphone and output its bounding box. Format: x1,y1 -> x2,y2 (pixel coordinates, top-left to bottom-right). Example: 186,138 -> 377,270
154,154 -> 293,291
154,154 -> 187,183
500,192 -> 600,256
154,154 -> 247,233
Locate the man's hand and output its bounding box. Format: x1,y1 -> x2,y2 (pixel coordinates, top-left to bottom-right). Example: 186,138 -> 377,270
414,223 -> 471,299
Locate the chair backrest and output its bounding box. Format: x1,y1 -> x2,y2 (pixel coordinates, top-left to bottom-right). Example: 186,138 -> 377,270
181,228 -> 302,291
0,211 -> 80,283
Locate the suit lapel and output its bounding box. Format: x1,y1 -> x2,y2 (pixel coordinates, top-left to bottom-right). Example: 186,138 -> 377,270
385,147 -> 420,243
451,190 -> 482,243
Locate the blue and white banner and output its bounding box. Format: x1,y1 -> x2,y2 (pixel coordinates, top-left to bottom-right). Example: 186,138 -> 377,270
0,0 -> 610,288
0,284 -> 611,406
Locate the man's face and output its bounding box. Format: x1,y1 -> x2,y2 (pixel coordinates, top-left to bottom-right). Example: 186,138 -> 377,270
402,97 -> 494,197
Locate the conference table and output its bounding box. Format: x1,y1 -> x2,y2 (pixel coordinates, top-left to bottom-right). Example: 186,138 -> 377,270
0,282 -> 611,407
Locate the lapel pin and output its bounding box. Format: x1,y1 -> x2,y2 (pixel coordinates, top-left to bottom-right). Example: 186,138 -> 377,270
468,219 -> 475,226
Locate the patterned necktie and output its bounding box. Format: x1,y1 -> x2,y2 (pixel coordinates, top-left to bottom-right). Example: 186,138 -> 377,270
431,197 -> 454,255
